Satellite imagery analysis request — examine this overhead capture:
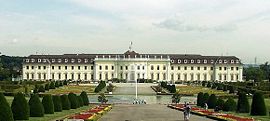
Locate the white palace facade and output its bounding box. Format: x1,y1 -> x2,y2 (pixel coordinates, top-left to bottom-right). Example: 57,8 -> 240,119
22,50 -> 243,82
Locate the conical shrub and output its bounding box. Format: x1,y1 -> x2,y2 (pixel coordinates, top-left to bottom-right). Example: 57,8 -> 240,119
49,82 -> 55,89
52,95 -> 62,112
250,92 -> 267,116
207,94 -> 217,109
55,81 -> 59,88
61,94 -> 70,110
77,96 -> 84,107
29,94 -> 44,117
11,92 -> 29,120
38,85 -> 45,92
197,92 -> 204,107
68,93 -> 79,109
202,93 -> 209,107
42,94 -> 54,114
216,98 -> 225,110
0,93 -> 14,121
237,92 -> 250,113
45,83 -> 50,91
80,91 -> 89,106
223,98 -> 236,111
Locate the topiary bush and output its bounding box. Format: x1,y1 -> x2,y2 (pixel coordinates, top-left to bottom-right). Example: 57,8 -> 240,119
0,93 -> 14,121
49,82 -> 55,89
223,85 -> 227,92
229,86 -> 235,94
197,92 -> 204,107
80,91 -> 89,106
77,96 -> 84,107
11,92 -> 29,120
61,94 -> 70,110
207,82 -> 212,88
202,93 -> 209,107
52,95 -> 62,112
38,85 -> 45,92
217,84 -> 223,90
223,98 -> 236,111
94,81 -> 106,93
42,94 -> 54,114
63,80 -> 68,85
55,81 -> 59,88
29,94 -> 44,117
216,98 -> 225,110
207,94 -> 217,109
250,92 -> 267,116
237,92 -> 250,113
68,93 -> 79,109
45,83 -> 50,91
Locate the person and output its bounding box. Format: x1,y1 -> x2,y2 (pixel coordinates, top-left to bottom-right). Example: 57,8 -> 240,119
204,103 -> 208,110
186,103 -> 191,120
183,103 -> 187,121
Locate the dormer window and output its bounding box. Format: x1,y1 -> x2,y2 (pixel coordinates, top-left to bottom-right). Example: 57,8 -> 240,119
219,60 -> 222,63
191,60 -> 194,63
178,59 -> 181,63
85,59 -> 88,63
26,59 -> 29,62
65,59 -> 68,63
78,59 -> 81,63
38,59 -> 41,62
211,60 -> 214,63
204,60 -> 207,63
71,59 -> 75,63
236,60 -> 239,63
184,59 -> 187,63
52,59 -> 55,63
43,59 -> 46,63
197,60 -> 201,63
31,59 -> 35,62
231,60 -> 234,63
171,60 -> 175,63
224,60 -> 227,63
58,59 -> 62,63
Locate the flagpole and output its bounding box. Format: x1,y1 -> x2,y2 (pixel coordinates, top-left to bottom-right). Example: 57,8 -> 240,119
136,78 -> 138,99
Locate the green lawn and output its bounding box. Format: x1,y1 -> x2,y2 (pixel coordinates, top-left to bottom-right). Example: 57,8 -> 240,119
176,86 -> 233,97
43,85 -> 95,95
5,96 -> 94,121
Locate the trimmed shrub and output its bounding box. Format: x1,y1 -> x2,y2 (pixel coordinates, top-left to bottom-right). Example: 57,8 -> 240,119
223,98 -> 236,111
197,92 -> 204,107
63,80 -> 68,85
202,81 -> 207,87
202,93 -> 209,107
11,92 -> 29,120
0,93 -> 14,121
49,82 -> 55,89
250,92 -> 267,116
207,94 -> 217,109
59,81 -> 63,87
223,85 -> 227,92
80,91 -> 89,106
52,95 -> 62,112
61,95 -> 70,110
38,85 -> 45,92
45,83 -> 50,91
229,86 -> 235,94
207,82 -> 211,88
216,98 -> 225,110
217,84 -> 223,90
68,93 -> 79,109
29,94 -> 44,117
42,94 -> 54,114
94,81 -> 106,93
77,96 -> 84,107
55,81 -> 59,88
237,92 -> 250,113
211,83 -> 217,89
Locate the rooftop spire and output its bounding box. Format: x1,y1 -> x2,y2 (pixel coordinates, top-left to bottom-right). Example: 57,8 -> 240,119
128,41 -> 133,52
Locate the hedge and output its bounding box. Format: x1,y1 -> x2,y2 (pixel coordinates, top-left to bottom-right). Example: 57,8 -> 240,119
52,95 -> 62,112
202,93 -> 209,107
216,98 -> 225,110
223,98 -> 236,111
77,95 -> 84,107
11,92 -> 29,120
45,83 -> 50,91
68,93 -> 79,109
250,92 -> 267,116
197,92 -> 204,107
0,93 -> 14,121
80,91 -> 89,105
237,92 -> 250,113
29,94 -> 44,117
49,82 -> 55,89
42,94 -> 54,114
38,85 -> 45,92
207,94 -> 217,109
61,94 -> 70,110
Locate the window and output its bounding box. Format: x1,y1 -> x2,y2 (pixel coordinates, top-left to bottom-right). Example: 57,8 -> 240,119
71,66 -> 74,70
197,60 -> 201,63
191,60 -> 194,63
197,67 -> 200,70
78,59 -> 81,63
91,66 -> 94,70
219,74 -> 222,80
224,67 -> 227,70
71,73 -> 74,80
191,74 -> 194,81
219,60 -> 222,63
71,59 -> 75,63
43,66 -> 46,69
211,67 -> 214,70
151,73 -> 154,80
163,66 -> 166,70
120,66 -> 123,70
184,66 -> 187,70
231,60 -> 234,63
197,74 -> 200,80
204,67 -> 207,70
178,66 -> 181,70
84,74 -> 87,80
171,74 -> 174,80
65,74 -> 68,80
31,66 -> 34,69
85,66 -> 87,70
112,66 -> 114,70
178,59 -> 181,63
84,59 -> 88,63
151,66 -> 154,70
231,74 -> 234,80
99,73 -> 102,80
99,66 -> 102,70
137,66 -> 140,70
112,73 -> 114,78
26,59 -> 29,62
26,66 -> 29,69
236,67 -> 239,70
224,74 -> 227,80
105,73 -> 108,80
178,74 -> 181,80
125,66 -> 128,70
38,73 -> 41,79
78,66 -> 81,70
58,73 -> 61,80
204,60 -> 207,63
52,66 -> 55,70
157,65 -> 160,70
142,66 -> 145,70
184,59 -> 187,63
171,60 -> 174,63
78,74 -> 81,80
219,67 -> 222,70
204,74 -> 207,80
91,74 -> 94,80
191,66 -> 194,70
65,66 -> 67,70
38,66 -> 41,70
38,59 -> 41,62
157,73 -> 160,80
105,65 -> 108,70
58,59 -> 62,63
231,67 -> 234,70
58,66 -> 61,70
65,59 -> 68,63
171,66 -> 174,70
163,73 -> 166,80
184,74 -> 187,81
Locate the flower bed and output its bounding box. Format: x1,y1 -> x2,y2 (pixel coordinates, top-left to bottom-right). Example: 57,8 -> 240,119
66,104 -> 112,121
168,104 -> 254,121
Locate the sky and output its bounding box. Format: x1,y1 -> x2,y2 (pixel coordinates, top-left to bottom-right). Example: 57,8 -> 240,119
0,0 -> 270,64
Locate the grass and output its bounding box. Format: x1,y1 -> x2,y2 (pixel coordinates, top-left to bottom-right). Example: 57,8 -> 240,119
176,85 -> 233,97
5,96 -> 94,121
44,85 -> 95,95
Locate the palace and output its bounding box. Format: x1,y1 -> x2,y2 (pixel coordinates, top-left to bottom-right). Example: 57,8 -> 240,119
22,50 -> 243,82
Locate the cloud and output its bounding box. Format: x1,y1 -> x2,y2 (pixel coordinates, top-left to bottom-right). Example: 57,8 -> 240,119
153,17 -> 237,32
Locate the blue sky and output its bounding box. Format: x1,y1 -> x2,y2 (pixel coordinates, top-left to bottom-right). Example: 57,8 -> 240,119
1,0 -> 270,64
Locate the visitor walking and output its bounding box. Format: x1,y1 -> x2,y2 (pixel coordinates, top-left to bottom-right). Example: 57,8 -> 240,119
204,103 -> 208,110
186,103 -> 191,120
183,102 -> 188,121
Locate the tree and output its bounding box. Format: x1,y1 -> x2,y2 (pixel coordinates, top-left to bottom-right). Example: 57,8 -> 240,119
244,67 -> 264,82
11,92 -> 29,120
80,91 -> 89,106
61,95 -> 70,110
49,82 -> 55,89
68,93 -> 79,109
0,93 -> 14,121
216,98 -> 225,110
207,94 -> 217,109
223,98 -> 236,111
197,92 -> 204,107
202,93 -> 209,107
237,92 -> 250,113
42,94 -> 54,114
28,94 -> 44,117
250,92 -> 267,116
52,95 -> 62,112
